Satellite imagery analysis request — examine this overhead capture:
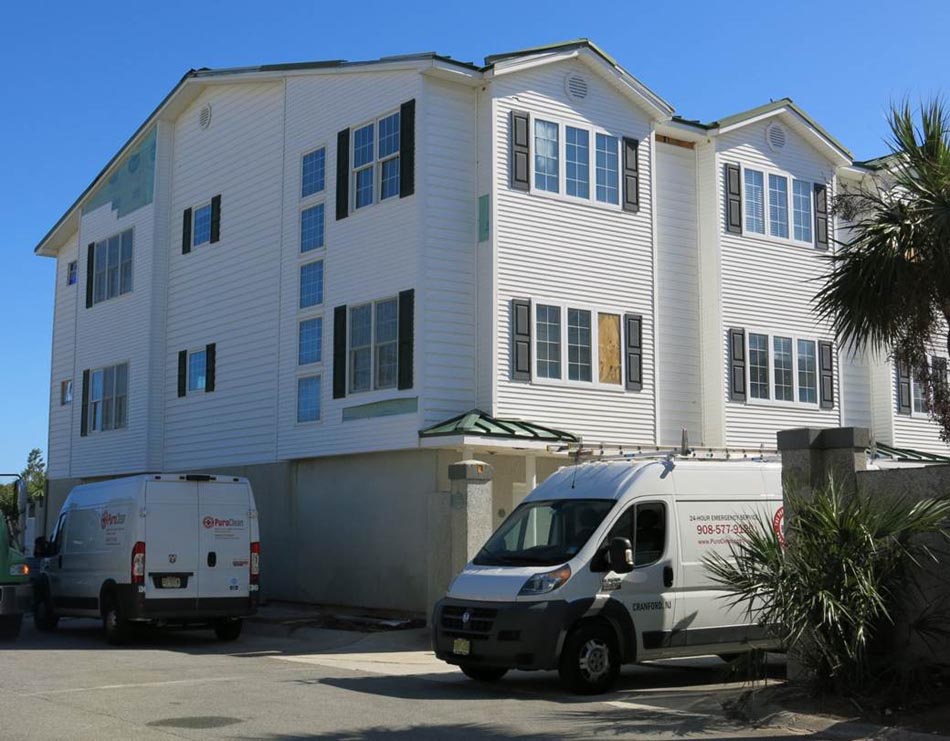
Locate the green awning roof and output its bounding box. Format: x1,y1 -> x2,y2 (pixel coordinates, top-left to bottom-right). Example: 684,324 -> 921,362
871,442 -> 950,463
419,409 -> 579,443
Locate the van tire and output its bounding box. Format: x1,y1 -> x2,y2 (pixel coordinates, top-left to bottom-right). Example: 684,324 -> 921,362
0,615 -> 22,641
558,622 -> 620,695
459,665 -> 508,682
102,594 -> 131,646
214,618 -> 243,641
34,590 -> 59,632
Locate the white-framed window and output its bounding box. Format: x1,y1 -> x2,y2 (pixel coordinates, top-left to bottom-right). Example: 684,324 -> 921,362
60,379 -> 73,406
905,359 -> 948,416
746,331 -> 821,406
742,167 -> 816,246
298,317 -> 323,366
349,298 -> 398,393
532,300 -> 626,388
91,229 -> 133,305
301,146 -> 326,199
191,203 -> 212,247
187,349 -> 207,392
351,110 -> 401,211
299,260 -> 324,309
88,362 -> 128,433
300,204 -> 325,253
297,375 -> 322,423
528,116 -> 624,208
66,261 -> 77,286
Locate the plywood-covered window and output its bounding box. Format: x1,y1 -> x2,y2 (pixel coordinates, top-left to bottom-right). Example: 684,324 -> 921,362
598,313 -> 621,385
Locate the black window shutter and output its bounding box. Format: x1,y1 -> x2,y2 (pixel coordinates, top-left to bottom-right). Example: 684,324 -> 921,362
624,313 -> 643,391
177,350 -> 187,398
181,208 -> 192,255
622,138 -> 640,213
814,183 -> 829,250
399,99 -> 415,199
333,305 -> 347,398
205,343 -> 216,393
896,360 -> 912,415
818,340 -> 835,408
336,129 -> 350,220
728,328 -> 747,401
725,164 -> 742,234
397,289 -> 415,389
80,369 -> 90,436
510,111 -> 530,191
209,195 -> 221,243
511,299 -> 532,381
85,243 -> 95,308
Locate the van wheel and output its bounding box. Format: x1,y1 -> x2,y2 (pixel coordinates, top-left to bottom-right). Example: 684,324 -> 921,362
460,665 -> 508,682
34,591 -> 59,632
102,595 -> 131,646
0,615 -> 22,641
558,622 -> 620,695
214,618 -> 243,641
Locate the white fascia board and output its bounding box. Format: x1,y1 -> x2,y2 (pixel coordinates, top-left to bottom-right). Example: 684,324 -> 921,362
654,119 -> 710,142
418,435 -> 560,452
487,48 -> 673,122
713,107 -> 851,166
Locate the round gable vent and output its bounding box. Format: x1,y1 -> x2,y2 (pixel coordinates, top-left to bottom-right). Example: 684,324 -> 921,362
564,73 -> 590,102
199,104 -> 213,130
766,122 -> 786,151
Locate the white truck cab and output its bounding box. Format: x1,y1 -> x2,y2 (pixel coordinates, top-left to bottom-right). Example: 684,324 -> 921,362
433,457 -> 783,693
34,474 -> 260,644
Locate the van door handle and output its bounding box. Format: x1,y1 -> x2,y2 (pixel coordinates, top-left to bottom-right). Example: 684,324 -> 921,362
663,565 -> 674,587
207,552 -> 217,568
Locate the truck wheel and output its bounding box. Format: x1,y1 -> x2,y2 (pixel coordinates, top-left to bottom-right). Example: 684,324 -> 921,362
102,595 -> 131,646
214,618 -> 243,641
0,615 -> 22,641
558,622 -> 620,695
34,592 -> 59,632
460,665 -> 508,682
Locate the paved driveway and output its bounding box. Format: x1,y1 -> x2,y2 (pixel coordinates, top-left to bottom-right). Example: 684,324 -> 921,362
0,618 -> 825,739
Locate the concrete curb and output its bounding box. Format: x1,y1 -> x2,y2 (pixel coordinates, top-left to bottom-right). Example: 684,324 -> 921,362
763,709 -> 950,740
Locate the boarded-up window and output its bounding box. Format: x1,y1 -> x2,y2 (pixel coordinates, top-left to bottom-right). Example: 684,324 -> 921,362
598,313 -> 621,385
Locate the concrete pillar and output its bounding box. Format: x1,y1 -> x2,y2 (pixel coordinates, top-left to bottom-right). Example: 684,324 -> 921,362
426,460 -> 494,621
777,427 -> 869,499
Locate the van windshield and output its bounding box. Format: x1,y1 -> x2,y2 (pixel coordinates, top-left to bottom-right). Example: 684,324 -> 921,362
474,499 -> 615,567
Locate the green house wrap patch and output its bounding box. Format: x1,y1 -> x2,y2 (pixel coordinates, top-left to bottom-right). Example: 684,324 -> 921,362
82,125 -> 157,218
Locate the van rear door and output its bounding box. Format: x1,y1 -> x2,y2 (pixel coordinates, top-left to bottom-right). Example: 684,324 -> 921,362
197,481 -> 251,602
144,480 -> 200,603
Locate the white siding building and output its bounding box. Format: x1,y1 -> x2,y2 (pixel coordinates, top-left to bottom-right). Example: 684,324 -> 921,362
34,41 -> 950,612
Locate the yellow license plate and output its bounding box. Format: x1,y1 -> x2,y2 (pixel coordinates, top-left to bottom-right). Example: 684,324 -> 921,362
161,576 -> 181,589
452,638 -> 471,656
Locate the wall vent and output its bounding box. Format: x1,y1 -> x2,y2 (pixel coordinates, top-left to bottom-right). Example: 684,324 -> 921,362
199,104 -> 213,130
766,122 -> 786,151
564,73 -> 589,102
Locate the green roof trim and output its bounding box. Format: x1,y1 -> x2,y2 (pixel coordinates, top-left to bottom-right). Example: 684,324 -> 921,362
419,409 -> 579,443
871,442 -> 950,463
702,97 -> 852,160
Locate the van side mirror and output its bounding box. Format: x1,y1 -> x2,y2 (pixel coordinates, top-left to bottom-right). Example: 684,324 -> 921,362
608,537 -> 634,574
34,536 -> 48,557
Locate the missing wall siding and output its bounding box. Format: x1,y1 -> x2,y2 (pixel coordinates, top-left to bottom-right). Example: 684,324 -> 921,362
656,135 -> 695,150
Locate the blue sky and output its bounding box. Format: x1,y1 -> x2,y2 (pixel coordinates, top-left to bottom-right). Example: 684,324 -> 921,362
0,0 -> 946,473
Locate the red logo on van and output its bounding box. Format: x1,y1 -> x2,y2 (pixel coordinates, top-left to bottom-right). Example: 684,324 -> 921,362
100,510 -> 125,529
773,507 -> 786,547
202,516 -> 215,529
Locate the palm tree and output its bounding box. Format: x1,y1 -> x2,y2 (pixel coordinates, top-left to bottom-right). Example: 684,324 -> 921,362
815,99 -> 950,441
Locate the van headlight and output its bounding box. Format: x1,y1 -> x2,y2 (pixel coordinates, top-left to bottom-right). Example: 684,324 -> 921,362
8,563 -> 28,577
518,565 -> 571,596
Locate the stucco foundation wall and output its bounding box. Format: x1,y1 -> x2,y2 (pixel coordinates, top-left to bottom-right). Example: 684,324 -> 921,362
292,450 -> 441,612
857,465 -> 950,667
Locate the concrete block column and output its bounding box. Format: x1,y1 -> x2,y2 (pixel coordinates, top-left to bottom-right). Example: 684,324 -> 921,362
426,460 -> 494,621
777,427 -> 870,499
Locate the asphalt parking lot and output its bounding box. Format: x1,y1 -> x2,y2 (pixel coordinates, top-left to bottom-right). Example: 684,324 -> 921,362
0,616 -> 849,740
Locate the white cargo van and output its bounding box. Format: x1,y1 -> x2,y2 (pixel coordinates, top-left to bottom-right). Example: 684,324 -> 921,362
33,474 -> 260,644
433,457 -> 783,693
